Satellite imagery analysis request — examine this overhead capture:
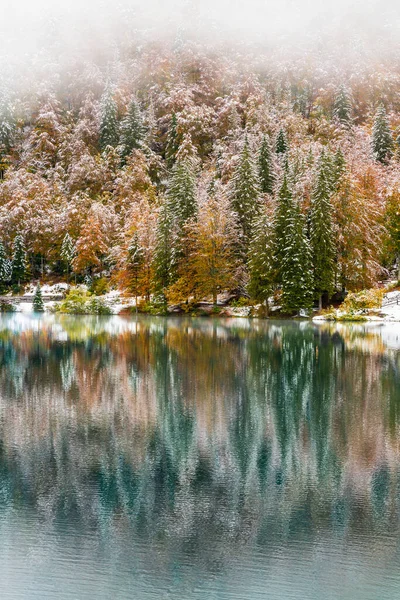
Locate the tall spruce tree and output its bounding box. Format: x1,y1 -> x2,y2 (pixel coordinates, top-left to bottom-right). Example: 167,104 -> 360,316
99,85 -> 119,151
61,233 -> 76,283
0,240 -> 11,290
258,134 -> 275,194
12,235 -> 27,286
127,232 -> 145,313
120,96 -> 145,160
281,202 -> 314,313
152,201 -> 173,302
33,283 -> 44,312
273,169 -> 294,283
309,159 -> 336,309
165,112 -> 180,167
248,211 -> 276,308
333,85 -> 353,127
275,128 -> 288,154
372,104 -> 393,164
231,137 -> 261,254
167,153 -> 198,280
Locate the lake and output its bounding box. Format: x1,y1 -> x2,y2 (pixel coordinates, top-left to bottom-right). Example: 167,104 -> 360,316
0,313 -> 399,599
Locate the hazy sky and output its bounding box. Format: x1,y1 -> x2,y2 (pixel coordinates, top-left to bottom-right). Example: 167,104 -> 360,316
1,0 -> 399,62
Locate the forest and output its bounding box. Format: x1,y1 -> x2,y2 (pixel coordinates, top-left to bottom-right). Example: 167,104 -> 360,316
0,34 -> 400,313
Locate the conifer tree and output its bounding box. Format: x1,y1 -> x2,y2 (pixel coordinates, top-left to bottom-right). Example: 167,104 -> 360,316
165,112 -> 180,167
333,85 -> 353,127
12,235 -> 27,286
120,96 -> 145,160
281,203 -> 313,313
99,85 -> 119,151
275,128 -> 288,154
258,134 -> 275,194
231,137 -> 261,253
152,201 -> 173,303
333,148 -> 346,190
372,104 -> 393,164
127,231 -> 145,313
309,161 -> 336,309
167,151 -> 198,281
248,211 -> 276,307
33,283 -> 44,312
274,169 -> 294,282
0,240 -> 11,290
61,233 -> 76,283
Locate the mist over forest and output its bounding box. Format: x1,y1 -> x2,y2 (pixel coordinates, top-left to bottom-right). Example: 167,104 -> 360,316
0,0 -> 400,313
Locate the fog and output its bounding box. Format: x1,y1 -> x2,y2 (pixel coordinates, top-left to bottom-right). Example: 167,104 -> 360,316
2,0 -> 399,56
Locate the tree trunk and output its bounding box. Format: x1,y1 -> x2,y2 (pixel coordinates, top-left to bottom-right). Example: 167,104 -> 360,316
213,290 -> 217,306
398,255 -> 400,282
318,294 -> 322,311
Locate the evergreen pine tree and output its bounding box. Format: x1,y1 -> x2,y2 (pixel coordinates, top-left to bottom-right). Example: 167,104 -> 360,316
12,235 -> 27,286
165,113 -> 180,167
120,96 -> 145,160
372,104 -> 393,164
281,202 -> 314,313
167,150 -> 198,281
99,85 -> 119,151
0,240 -> 11,291
33,283 -> 44,312
61,233 -> 76,283
152,201 -> 173,303
248,211 -> 276,307
258,134 -> 275,194
127,231 -> 145,313
333,148 -> 346,190
273,169 -> 294,283
309,160 -> 336,309
333,85 -> 353,126
275,128 -> 288,154
230,137 -> 261,253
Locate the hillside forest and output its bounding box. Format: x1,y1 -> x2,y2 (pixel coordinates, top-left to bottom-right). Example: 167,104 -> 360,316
0,37 -> 400,312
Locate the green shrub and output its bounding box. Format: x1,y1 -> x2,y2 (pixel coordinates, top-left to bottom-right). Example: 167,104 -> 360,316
0,300 -> 16,312
136,300 -> 168,316
87,297 -> 112,315
91,277 -> 109,296
54,287 -> 112,315
229,297 -> 251,307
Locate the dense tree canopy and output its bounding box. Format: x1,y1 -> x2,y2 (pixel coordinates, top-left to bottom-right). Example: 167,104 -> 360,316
0,37 -> 399,312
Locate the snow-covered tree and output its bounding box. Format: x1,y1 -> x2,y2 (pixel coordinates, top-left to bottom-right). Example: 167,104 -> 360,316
120,96 -> 145,160
258,134 -> 275,194
152,201 -> 173,302
248,211 -> 276,307
99,85 -> 119,151
33,283 -> 45,312
0,240 -> 11,289
309,158 -> 336,309
165,112 -> 180,167
61,233 -> 76,282
127,231 -> 145,313
167,144 -> 198,281
275,129 -> 288,154
12,235 -> 27,286
274,169 -> 293,283
230,137 -> 261,253
333,85 -> 353,127
372,104 -> 393,163
281,202 -> 314,313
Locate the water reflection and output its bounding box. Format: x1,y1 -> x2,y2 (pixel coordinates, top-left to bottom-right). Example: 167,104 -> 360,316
0,314 -> 399,598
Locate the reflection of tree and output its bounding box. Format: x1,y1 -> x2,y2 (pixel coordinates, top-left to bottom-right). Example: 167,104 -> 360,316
0,316 -> 399,562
